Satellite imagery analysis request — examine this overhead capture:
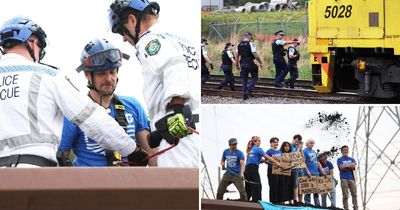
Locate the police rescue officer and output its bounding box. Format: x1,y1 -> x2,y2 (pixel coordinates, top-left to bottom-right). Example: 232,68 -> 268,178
217,42 -> 236,91
286,38 -> 300,89
236,32 -> 263,100
201,38 -> 214,84
272,30 -> 299,87
0,17 -> 147,167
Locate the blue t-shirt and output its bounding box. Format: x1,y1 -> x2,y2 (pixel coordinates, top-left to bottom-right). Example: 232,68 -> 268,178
303,147 -> 319,176
222,148 -> 245,176
266,148 -> 282,170
320,160 -> 334,175
59,95 -> 150,166
290,143 -> 298,153
246,146 -> 265,166
337,156 -> 356,180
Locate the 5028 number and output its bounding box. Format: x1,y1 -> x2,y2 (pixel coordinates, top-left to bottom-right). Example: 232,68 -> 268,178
324,5 -> 352,18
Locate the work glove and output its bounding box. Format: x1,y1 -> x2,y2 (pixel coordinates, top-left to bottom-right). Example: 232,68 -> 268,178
167,113 -> 190,139
127,145 -> 149,166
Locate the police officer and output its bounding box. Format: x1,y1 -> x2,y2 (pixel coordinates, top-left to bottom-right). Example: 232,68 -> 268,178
217,42 -> 236,91
236,32 -> 263,100
0,17 -> 147,167
201,38 -> 214,84
285,38 -> 300,89
109,0 -> 199,167
59,38 -> 153,166
272,30 -> 299,87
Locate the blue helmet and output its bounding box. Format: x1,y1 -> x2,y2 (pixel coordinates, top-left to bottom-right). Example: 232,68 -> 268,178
0,17 -> 47,49
76,38 -> 129,73
109,0 -> 160,35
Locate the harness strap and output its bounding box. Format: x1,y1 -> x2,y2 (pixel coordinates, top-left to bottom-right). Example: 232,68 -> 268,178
105,95 -> 128,166
0,154 -> 57,167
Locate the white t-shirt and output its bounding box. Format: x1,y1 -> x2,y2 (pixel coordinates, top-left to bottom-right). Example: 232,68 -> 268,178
135,23 -> 200,167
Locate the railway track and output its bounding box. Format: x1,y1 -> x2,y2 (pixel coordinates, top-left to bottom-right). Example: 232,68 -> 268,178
202,75 -> 365,103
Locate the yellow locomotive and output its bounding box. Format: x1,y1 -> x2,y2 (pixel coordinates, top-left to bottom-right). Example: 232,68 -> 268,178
308,0 -> 400,98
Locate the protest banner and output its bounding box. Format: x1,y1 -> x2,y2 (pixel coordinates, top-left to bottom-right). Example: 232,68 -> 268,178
272,156 -> 292,176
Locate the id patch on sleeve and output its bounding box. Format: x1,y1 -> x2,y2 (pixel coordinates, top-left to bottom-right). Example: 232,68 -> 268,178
145,39 -> 161,56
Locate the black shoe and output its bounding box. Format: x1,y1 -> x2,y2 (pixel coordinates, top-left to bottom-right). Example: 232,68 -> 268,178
275,84 -> 283,88
284,80 -> 290,87
242,94 -> 248,100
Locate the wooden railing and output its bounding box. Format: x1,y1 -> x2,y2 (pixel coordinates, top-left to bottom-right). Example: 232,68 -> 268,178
0,168 -> 198,210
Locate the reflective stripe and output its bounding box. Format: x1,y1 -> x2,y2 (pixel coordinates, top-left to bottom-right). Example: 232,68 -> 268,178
0,65 -> 59,150
70,103 -> 97,126
0,65 -> 57,76
28,73 -> 42,140
0,134 -> 59,151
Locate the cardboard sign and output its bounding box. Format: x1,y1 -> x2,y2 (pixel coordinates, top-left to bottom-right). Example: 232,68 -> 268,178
317,175 -> 334,194
299,176 -> 318,194
299,175 -> 334,195
282,152 -> 306,169
272,156 -> 292,176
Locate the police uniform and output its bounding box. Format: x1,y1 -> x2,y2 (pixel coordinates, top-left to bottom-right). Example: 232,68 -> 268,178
272,38 -> 289,87
60,96 -> 150,166
0,53 -> 136,167
218,46 -> 235,91
287,45 -> 300,88
237,39 -> 258,99
201,45 -> 210,84
135,22 -> 199,167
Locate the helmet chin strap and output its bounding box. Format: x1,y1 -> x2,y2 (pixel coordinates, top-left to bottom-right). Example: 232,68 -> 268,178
121,13 -> 142,45
25,43 -> 36,63
87,72 -> 118,108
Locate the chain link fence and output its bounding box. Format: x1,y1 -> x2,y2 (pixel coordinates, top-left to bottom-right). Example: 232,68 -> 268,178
208,20 -> 307,41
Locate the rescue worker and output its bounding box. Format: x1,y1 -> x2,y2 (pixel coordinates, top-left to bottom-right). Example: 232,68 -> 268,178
201,38 -> 214,84
236,32 -> 263,100
285,38 -> 300,89
109,0 -> 199,167
216,138 -> 247,201
272,30 -> 299,87
217,42 -> 236,91
0,16 -> 147,167
59,38 -> 154,166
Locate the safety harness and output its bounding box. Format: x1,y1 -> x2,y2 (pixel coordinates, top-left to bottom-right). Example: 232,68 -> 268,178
105,95 -> 128,166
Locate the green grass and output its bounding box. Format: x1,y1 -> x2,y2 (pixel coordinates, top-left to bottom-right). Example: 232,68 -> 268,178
205,35 -> 311,80
203,9 -> 311,80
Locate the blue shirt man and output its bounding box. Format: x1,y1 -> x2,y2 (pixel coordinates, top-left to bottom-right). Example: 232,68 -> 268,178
337,156 -> 357,180
303,147 -> 319,176
59,38 -> 152,167
60,96 -> 150,166
222,146 -> 245,176
217,138 -> 247,201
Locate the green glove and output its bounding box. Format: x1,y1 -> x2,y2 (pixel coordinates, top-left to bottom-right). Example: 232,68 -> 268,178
167,113 -> 189,139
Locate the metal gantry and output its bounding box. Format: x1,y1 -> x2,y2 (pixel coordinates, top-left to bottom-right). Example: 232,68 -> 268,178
353,106 -> 400,210
201,152 -> 216,199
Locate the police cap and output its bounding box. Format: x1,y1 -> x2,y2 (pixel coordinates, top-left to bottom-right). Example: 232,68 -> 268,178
225,42 -> 234,49
228,138 -> 238,145
244,32 -> 253,37
275,30 -> 284,36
